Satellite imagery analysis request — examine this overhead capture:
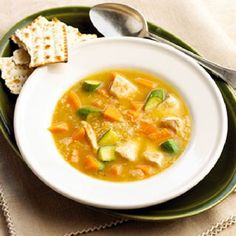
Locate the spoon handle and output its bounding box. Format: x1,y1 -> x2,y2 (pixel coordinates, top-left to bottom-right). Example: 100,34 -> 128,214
148,32 -> 236,89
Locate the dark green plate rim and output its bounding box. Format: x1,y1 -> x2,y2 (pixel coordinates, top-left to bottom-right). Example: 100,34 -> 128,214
0,6 -> 235,221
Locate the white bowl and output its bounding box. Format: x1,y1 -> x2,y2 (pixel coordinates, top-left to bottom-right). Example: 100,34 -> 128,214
14,37 -> 227,209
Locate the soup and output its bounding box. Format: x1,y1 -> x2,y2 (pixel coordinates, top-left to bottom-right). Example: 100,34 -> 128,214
50,69 -> 191,182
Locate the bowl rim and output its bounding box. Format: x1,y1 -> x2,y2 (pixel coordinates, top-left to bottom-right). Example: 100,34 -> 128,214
13,37 -> 228,209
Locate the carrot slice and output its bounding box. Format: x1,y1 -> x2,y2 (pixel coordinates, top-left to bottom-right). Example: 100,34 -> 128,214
148,128 -> 174,143
104,107 -> 122,121
139,121 -> 157,134
130,101 -> 143,111
72,127 -> 85,141
49,122 -> 69,133
83,156 -> 102,171
135,77 -> 157,88
67,91 -> 81,109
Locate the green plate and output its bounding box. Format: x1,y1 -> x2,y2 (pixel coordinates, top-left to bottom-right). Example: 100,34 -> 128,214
0,7 -> 236,221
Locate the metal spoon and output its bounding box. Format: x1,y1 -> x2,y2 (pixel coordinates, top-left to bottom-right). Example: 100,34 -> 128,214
90,3 -> 236,89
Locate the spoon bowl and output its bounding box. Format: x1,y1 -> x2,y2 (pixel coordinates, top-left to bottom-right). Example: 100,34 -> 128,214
89,3 -> 148,37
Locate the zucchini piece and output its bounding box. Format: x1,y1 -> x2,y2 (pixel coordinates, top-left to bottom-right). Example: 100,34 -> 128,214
77,107 -> 101,119
161,139 -> 179,154
82,80 -> 101,92
144,97 -> 162,111
98,129 -> 119,146
98,145 -> 116,161
144,89 -> 166,111
149,89 -> 166,100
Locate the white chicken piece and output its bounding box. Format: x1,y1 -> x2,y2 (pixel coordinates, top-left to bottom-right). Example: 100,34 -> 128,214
81,121 -> 98,150
116,141 -> 138,161
143,151 -> 166,168
160,116 -> 183,133
110,73 -> 137,98
164,94 -> 180,109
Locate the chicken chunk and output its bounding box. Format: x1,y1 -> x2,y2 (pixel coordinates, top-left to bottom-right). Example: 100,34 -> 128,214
163,94 -> 180,109
110,73 -> 137,98
81,121 -> 98,150
143,151 -> 166,168
116,141 -> 138,161
160,116 -> 183,133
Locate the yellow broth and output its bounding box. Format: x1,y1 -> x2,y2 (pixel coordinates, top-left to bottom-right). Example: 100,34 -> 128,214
50,69 -> 191,182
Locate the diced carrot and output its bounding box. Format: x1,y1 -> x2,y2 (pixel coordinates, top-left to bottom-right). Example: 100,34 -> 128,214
135,77 -> 157,89
72,127 -> 85,141
130,101 -> 143,111
148,128 -> 174,143
83,156 -> 101,171
67,91 -> 81,109
136,165 -> 155,175
109,164 -> 123,176
97,88 -> 109,98
49,122 -> 69,133
139,121 -> 157,134
104,107 -> 122,121
126,110 -> 140,122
